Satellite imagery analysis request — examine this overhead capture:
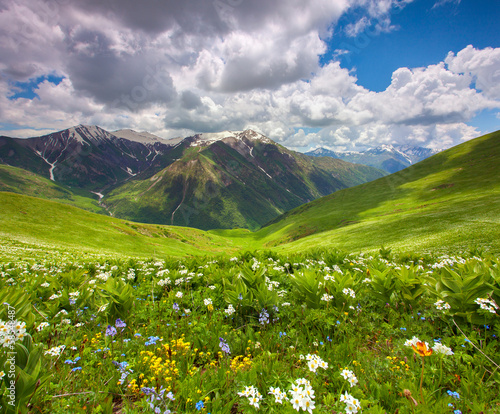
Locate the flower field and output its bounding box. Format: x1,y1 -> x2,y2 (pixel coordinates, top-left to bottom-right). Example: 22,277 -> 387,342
0,247 -> 499,413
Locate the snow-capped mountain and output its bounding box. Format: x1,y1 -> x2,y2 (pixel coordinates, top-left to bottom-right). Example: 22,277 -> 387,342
306,144 -> 442,173
0,125 -> 175,190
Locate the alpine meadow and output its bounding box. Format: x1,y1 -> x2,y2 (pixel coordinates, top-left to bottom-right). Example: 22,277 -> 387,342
1,1 -> 500,414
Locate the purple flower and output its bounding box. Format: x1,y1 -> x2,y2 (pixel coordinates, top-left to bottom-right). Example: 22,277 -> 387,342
106,325 -> 117,337
115,319 -> 127,328
219,337 -> 230,354
173,303 -> 179,312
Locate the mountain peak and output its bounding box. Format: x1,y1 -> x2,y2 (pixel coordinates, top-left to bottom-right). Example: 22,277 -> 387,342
189,129 -> 272,147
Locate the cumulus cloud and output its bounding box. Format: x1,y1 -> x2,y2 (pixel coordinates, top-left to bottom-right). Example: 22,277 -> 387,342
0,0 -> 498,152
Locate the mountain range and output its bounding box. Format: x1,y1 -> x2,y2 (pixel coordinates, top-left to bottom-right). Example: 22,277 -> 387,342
0,125 -> 386,230
1,129 -> 498,257
306,145 -> 441,173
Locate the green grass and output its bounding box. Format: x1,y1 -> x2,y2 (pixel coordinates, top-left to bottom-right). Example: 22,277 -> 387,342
0,164 -> 105,214
0,192 -> 244,258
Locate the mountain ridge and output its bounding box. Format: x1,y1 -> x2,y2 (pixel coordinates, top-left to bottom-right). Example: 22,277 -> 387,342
306,144 -> 442,173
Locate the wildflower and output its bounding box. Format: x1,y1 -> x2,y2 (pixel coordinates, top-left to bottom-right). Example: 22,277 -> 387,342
434,300 -> 451,310
238,385 -> 263,409
106,325 -> 117,337
447,390 -> 460,399
44,345 -> 66,357
269,387 -> 287,404
224,304 -> 235,316
339,391 -> 361,414
412,341 -> 433,357
259,308 -> 270,325
404,336 -> 421,348
203,298 -> 212,306
433,343 -> 454,356
219,337 -> 231,355
36,321 -> 50,332
321,293 -> 333,302
342,288 -> 356,298
173,303 -> 180,312
175,291 -> 183,298
196,400 -> 204,410
475,298 -> 498,314
340,368 -> 358,387
115,319 -> 127,329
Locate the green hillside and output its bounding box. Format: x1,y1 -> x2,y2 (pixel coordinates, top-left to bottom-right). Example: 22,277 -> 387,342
104,137 -> 385,231
251,130 -> 500,253
0,192 -> 243,257
0,164 -> 104,214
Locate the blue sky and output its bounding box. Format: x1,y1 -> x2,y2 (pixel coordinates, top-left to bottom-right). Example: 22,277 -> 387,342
330,0 -> 498,91
0,0 -> 499,151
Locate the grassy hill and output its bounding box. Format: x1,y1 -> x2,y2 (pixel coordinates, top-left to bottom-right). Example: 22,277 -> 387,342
0,164 -> 105,214
250,129 -> 500,253
0,192 -> 244,258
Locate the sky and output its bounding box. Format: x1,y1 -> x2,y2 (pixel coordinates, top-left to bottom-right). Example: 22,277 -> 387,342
0,0 -> 499,151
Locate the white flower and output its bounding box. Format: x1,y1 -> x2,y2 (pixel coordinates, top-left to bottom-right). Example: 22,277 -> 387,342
203,298 -> 212,306
36,322 -> 50,331
342,288 -> 356,298
321,293 -> 334,302
44,345 -> 66,357
208,285 -> 216,290
435,300 -> 451,310
225,304 -> 235,316
175,291 -> 183,298
404,336 -> 421,348
432,342 -> 454,355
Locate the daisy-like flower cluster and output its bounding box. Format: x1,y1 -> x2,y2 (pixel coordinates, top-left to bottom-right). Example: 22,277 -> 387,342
0,319 -> 27,347
44,345 -> 66,357
224,304 -> 235,316
342,288 -> 356,298
340,368 -> 358,387
475,298 -> 498,314
320,293 -> 333,302
289,378 -> 315,413
434,300 -> 451,310
238,385 -> 263,409
268,386 -> 287,404
340,391 -> 361,413
304,354 -> 328,373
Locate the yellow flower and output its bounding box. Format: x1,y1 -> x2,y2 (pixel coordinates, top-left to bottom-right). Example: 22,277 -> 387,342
412,341 -> 433,357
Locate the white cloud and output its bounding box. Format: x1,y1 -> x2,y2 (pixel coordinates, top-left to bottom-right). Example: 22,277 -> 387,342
445,45 -> 500,100
0,1 -> 498,153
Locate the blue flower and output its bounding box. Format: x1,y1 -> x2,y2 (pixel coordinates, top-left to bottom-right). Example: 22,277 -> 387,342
115,319 -> 127,328
196,400 -> 204,410
106,325 -> 117,337
219,337 -> 231,354
71,367 -> 82,371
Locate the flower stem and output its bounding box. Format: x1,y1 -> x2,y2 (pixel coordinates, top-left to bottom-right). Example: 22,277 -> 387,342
419,356 -> 425,404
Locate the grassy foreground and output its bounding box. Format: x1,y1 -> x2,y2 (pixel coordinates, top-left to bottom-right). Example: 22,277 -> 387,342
1,248 -> 499,413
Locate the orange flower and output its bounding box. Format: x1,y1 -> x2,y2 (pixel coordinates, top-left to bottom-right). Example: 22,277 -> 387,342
412,341 -> 433,357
